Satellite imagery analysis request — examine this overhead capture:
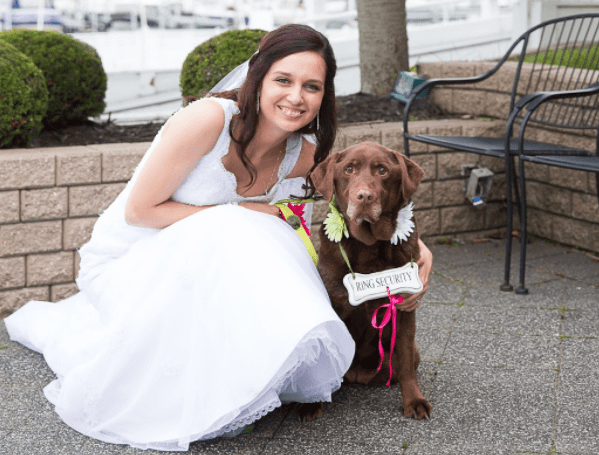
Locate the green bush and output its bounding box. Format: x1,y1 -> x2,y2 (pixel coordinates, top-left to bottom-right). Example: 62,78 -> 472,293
180,29 -> 267,97
0,30 -> 107,127
0,40 -> 48,148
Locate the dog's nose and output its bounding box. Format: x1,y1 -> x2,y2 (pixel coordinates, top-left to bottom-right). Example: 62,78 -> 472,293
356,189 -> 374,203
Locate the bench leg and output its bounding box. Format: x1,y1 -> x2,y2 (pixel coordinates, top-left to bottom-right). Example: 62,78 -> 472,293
516,158 -> 528,295
501,155 -> 516,292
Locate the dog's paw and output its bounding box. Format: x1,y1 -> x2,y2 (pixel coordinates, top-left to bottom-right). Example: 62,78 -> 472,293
294,402 -> 324,422
403,398 -> 433,420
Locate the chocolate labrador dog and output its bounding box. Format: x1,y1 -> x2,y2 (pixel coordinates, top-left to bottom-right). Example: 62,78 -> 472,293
311,141 -> 432,420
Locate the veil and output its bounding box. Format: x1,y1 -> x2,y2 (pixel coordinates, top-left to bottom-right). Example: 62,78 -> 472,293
209,59 -> 251,93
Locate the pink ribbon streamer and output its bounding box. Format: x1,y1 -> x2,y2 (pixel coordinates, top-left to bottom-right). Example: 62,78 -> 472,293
371,287 -> 402,386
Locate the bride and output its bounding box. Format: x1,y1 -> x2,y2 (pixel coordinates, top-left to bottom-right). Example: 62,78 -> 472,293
4,23 -> 431,451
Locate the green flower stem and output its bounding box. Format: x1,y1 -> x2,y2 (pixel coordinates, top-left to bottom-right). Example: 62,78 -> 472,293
338,242 -> 355,279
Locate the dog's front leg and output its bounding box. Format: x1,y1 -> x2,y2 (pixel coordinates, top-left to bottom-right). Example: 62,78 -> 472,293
395,310 -> 432,419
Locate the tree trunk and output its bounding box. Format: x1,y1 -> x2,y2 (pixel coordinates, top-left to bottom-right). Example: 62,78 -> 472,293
357,0 -> 409,96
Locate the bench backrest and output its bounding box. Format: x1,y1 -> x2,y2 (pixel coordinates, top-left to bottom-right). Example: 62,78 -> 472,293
506,14 -> 599,131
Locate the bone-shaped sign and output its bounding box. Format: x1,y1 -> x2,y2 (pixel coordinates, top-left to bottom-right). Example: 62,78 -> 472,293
343,263 -> 423,306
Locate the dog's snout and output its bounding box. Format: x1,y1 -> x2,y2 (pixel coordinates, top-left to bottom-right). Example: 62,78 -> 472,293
356,189 -> 374,203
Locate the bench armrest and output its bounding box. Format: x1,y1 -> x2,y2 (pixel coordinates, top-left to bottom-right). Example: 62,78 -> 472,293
513,82 -> 599,159
524,82 -> 599,112
408,71 -> 497,99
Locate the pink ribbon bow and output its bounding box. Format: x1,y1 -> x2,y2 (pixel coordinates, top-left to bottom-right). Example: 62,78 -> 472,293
371,287 -> 402,387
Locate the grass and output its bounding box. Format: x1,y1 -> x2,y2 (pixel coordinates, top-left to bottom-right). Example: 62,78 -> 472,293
522,44 -> 599,70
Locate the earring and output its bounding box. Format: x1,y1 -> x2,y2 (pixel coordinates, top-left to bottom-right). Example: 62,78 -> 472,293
256,94 -> 260,114
316,112 -> 320,131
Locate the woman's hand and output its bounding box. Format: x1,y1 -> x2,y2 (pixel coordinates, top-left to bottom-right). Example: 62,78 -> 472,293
239,202 -> 283,218
394,238 -> 433,312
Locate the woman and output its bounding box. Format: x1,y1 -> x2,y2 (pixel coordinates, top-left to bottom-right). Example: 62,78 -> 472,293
4,24 -> 431,451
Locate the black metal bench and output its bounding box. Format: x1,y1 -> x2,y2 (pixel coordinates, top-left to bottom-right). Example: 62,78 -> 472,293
402,13 -> 599,294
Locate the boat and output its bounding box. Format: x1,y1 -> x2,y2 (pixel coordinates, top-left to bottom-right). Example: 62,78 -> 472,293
0,0 -> 91,32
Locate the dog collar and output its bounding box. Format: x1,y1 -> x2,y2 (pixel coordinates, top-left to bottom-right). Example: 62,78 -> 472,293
324,197 -> 415,246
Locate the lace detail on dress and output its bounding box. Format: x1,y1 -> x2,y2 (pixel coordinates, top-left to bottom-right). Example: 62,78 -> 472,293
198,324 -> 346,442
164,97 -> 304,207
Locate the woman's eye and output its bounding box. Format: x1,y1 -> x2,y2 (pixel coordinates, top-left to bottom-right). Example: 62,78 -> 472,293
306,84 -> 320,91
276,78 -> 290,84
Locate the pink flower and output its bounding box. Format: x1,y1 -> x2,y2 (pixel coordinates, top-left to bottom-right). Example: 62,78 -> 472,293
280,203 -> 311,236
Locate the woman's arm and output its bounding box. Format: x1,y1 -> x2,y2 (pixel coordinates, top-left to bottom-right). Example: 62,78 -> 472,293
395,238 -> 433,312
124,99 -> 226,228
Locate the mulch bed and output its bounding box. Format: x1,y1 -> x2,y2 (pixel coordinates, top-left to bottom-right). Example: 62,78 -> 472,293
26,93 -> 450,149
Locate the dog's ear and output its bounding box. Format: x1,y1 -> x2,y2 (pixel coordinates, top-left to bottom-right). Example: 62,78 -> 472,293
389,151 -> 424,201
311,151 -> 345,201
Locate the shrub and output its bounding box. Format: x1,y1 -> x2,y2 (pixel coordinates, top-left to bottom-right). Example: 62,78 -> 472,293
0,30 -> 107,127
180,29 -> 267,98
0,40 -> 48,148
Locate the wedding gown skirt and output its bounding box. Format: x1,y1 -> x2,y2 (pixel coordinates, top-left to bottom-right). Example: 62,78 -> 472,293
5,204 -> 355,451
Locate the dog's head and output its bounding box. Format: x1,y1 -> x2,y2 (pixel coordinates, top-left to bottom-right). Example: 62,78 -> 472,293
312,142 -> 424,246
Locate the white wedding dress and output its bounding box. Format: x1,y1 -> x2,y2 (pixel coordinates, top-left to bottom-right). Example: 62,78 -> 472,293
4,98 -> 355,451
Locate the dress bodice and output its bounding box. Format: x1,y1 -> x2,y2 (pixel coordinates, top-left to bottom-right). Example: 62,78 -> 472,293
131,97 -> 305,208
173,98 -> 303,206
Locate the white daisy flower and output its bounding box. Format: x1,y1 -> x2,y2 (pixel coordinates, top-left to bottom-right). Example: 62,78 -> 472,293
390,202 -> 415,245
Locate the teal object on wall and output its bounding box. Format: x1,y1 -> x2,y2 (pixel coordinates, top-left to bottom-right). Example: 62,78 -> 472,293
390,71 -> 429,103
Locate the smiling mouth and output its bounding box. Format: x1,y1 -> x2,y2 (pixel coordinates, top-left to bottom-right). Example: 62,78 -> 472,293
278,106 -> 304,118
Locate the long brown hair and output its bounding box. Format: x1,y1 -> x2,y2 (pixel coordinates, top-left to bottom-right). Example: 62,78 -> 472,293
192,24 -> 337,197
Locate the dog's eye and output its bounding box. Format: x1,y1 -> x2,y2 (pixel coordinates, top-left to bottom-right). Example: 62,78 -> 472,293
344,165 -> 354,174
378,166 -> 387,175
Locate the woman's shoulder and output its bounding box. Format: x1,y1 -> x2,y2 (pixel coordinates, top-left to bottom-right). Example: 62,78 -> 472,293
162,98 -> 228,139
181,97 -> 231,121
155,98 -> 232,160
186,96 -> 240,121
200,96 -> 239,111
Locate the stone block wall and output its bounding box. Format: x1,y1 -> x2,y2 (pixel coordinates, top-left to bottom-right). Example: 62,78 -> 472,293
0,143 -> 147,317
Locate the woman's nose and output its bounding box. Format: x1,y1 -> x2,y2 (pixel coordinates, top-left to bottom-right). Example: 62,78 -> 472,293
287,85 -> 303,104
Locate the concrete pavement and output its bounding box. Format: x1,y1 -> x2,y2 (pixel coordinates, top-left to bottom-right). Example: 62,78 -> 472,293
1,238 -> 598,454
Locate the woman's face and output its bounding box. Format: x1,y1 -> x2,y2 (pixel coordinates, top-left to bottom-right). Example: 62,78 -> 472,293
258,51 -> 326,134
